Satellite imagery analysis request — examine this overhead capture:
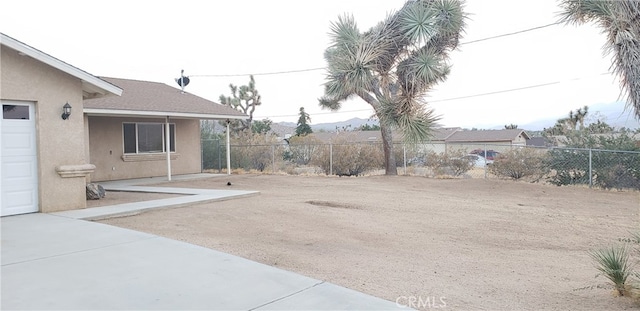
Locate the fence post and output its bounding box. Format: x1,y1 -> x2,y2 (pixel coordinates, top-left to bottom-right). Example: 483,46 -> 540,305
403,144 -> 407,175
329,143 -> 333,176
272,145 -> 276,174
484,144 -> 488,179
201,140 -> 204,172
589,148 -> 593,188
217,140 -> 221,172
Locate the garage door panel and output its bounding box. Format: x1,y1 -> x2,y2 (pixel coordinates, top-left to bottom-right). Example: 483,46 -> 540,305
3,187 -> 37,209
2,132 -> 34,154
2,156 -> 37,182
1,101 -> 38,216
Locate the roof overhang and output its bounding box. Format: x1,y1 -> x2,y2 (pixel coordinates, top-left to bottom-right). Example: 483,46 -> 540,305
1,33 -> 122,98
84,108 -> 248,120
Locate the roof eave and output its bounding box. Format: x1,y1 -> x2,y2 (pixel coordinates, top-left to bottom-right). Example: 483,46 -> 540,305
1,33 -> 122,97
83,108 -> 248,120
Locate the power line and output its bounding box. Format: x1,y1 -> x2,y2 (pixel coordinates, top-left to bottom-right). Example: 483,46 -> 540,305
189,22 -> 562,78
429,82 -> 560,103
255,108 -> 373,119
459,22 -> 561,45
256,72 -> 611,119
190,67 -> 325,78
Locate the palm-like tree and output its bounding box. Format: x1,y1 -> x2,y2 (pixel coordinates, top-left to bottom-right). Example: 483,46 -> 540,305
319,0 -> 466,175
559,0 -> 640,119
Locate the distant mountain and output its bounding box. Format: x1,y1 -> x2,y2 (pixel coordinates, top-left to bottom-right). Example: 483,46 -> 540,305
312,118 -> 379,131
275,118 -> 379,133
272,102 -> 638,135
518,101 -> 639,131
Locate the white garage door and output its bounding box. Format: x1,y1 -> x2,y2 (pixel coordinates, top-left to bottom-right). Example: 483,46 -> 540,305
1,101 -> 38,216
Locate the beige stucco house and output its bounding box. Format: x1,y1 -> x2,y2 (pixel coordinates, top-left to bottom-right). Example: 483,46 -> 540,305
1,33 -> 246,216
444,129 -> 530,152
84,77 -> 246,181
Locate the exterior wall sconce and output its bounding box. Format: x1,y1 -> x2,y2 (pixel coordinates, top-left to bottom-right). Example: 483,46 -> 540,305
61,103 -> 72,120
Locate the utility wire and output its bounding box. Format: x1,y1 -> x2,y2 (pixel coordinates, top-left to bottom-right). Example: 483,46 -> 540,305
255,72 -> 611,119
190,67 -> 325,78
189,22 -> 562,78
459,22 -> 561,45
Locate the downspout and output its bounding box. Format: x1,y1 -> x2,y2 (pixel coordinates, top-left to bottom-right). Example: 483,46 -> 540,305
166,116 -> 172,181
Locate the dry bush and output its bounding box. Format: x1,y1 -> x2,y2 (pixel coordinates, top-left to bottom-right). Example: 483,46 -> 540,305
284,135 -> 322,165
424,149 -> 474,177
489,147 -> 549,181
310,137 -> 384,176
231,132 -> 279,172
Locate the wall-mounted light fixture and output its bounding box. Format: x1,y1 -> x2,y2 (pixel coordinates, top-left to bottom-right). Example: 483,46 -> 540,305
61,103 -> 72,120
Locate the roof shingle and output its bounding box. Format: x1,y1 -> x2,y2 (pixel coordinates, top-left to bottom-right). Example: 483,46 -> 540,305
84,77 -> 246,119
445,129 -> 529,142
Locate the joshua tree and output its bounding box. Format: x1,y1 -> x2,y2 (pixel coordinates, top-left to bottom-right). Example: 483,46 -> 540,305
559,0 -> 640,119
219,75 -> 261,134
319,0 -> 466,175
504,124 -> 518,129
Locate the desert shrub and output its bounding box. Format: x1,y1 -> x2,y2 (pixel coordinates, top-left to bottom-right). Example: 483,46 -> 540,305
424,149 -> 474,177
284,135 -> 322,165
590,245 -> 636,297
310,137 -> 384,176
489,147 -> 549,181
589,232 -> 640,302
230,132 -> 279,172
547,131 -> 640,189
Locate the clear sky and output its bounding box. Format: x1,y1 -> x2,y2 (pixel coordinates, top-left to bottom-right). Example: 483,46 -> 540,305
0,0 -> 635,128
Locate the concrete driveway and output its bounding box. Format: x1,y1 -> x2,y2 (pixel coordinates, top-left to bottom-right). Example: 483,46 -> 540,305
1,176 -> 408,310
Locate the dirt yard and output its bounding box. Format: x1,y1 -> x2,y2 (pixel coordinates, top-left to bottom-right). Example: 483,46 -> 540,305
99,174 -> 639,310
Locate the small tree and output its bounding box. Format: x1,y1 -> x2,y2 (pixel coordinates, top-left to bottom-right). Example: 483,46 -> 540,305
252,119 -> 272,134
219,75 -> 262,134
357,123 -> 381,131
295,107 -> 313,136
504,124 -> 518,129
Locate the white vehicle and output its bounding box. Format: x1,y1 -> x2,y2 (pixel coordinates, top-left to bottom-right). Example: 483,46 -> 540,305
463,154 -> 493,168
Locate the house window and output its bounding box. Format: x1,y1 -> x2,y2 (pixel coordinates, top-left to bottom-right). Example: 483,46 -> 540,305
123,123 -> 175,154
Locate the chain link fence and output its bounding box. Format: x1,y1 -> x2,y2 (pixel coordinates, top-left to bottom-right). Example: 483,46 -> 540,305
201,140 -> 640,190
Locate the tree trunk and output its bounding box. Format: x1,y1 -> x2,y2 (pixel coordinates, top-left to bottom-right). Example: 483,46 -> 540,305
380,122 -> 397,175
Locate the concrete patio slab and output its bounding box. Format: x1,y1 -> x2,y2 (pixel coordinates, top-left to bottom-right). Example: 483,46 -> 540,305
52,174 -> 259,220
1,213 -> 407,310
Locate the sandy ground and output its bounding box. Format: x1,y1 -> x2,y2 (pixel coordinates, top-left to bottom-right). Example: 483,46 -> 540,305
86,191 -> 183,208
99,174 -> 640,310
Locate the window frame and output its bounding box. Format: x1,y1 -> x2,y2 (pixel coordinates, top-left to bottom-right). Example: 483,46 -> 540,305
122,122 -> 176,154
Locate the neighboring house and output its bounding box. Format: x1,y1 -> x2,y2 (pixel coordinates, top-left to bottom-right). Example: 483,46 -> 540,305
84,77 -> 246,182
526,136 -> 553,147
0,33 -> 246,216
444,129 -> 530,152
